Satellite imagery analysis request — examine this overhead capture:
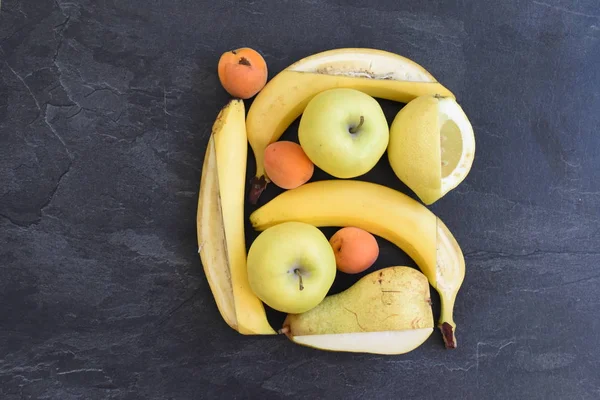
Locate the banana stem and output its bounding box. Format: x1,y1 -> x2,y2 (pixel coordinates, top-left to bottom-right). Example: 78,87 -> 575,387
249,175 -> 268,204
349,116 -> 364,134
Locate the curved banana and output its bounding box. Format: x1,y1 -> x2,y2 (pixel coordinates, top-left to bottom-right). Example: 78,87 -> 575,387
197,99 -> 275,335
249,180 -> 465,348
246,48 -> 455,203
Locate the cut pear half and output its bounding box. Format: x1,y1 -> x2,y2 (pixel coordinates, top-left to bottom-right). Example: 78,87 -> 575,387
388,95 -> 475,205
290,328 -> 433,355
280,266 -> 435,354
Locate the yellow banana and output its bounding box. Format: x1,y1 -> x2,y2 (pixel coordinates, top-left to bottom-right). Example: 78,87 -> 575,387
249,180 -> 465,348
246,48 -> 455,203
197,99 -> 276,335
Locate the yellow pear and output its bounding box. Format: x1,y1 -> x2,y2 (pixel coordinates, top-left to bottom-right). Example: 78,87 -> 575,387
280,266 -> 434,355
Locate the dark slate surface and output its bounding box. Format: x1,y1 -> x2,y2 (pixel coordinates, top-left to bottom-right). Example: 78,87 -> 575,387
1,0 -> 599,398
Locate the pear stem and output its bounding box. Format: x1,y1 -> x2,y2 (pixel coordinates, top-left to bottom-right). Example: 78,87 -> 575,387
278,326 -> 290,335
349,116 -> 364,134
294,268 -> 304,291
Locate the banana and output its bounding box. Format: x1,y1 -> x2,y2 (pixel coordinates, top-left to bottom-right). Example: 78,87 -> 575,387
246,48 -> 455,203
197,99 -> 276,335
249,180 -> 465,348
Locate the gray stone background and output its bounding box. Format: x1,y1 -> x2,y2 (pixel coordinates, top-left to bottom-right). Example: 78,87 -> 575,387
1,0 -> 599,399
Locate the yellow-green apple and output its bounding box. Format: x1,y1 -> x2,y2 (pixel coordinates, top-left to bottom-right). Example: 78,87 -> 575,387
246,221 -> 336,314
298,88 -> 389,178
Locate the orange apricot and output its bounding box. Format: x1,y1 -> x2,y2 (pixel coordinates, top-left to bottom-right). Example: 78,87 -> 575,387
263,141 -> 314,190
329,227 -> 379,274
217,47 -> 268,99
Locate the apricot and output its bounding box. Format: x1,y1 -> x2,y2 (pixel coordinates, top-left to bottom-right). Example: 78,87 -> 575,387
263,141 -> 314,189
329,227 -> 379,274
217,47 -> 268,99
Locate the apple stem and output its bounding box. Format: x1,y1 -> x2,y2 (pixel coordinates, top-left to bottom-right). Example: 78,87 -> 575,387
294,269 -> 304,291
349,116 -> 364,134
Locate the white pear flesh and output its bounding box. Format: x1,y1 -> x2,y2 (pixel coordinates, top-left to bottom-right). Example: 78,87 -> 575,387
292,328 -> 433,355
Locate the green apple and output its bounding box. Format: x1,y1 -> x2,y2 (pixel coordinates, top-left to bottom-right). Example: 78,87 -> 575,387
298,88 -> 389,178
246,221 -> 336,314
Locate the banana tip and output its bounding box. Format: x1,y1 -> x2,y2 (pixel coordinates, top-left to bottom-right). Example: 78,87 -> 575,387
440,322 -> 457,349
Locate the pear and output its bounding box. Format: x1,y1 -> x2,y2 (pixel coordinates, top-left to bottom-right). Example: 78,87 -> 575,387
280,266 -> 434,355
